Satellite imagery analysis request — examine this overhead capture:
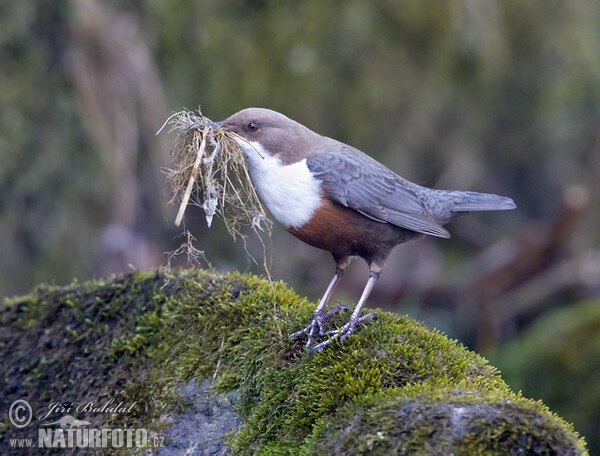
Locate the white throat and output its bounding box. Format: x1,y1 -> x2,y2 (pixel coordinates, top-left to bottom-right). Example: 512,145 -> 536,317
233,139 -> 322,228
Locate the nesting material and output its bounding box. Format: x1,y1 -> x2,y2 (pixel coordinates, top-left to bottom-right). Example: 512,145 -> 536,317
160,109 -> 272,240
166,229 -> 206,269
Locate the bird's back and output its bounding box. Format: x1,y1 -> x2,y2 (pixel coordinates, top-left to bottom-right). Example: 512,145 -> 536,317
308,137 -> 515,235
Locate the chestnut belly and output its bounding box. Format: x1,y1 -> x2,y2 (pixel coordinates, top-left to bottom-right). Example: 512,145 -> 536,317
287,198 -> 421,263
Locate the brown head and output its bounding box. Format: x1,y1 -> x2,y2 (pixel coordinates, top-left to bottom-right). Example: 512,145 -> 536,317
220,107 -> 324,165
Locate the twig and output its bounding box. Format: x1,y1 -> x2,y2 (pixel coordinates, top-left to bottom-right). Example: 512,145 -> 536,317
175,127 -> 207,226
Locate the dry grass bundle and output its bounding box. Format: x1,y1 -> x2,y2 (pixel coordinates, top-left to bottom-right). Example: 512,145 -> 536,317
159,109 -> 272,244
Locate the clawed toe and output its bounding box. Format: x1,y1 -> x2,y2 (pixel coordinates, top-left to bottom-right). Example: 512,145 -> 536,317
290,313 -> 324,349
290,320 -> 318,340
310,311 -> 378,353
357,311 -> 378,324
323,304 -> 351,318
291,304 -> 354,350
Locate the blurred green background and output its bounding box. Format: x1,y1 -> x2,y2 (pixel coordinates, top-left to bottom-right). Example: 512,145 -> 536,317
1,0 -> 599,451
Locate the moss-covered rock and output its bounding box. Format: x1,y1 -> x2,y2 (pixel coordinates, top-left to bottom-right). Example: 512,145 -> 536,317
0,268 -> 587,454
491,299 -> 600,456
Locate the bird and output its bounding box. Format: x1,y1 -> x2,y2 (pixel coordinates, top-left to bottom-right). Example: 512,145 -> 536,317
216,107 -> 516,352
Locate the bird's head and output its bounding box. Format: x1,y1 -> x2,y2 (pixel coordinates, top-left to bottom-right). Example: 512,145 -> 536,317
219,107 -> 321,166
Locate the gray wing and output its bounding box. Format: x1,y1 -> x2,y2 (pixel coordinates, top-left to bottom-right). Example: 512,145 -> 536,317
307,152 -> 450,238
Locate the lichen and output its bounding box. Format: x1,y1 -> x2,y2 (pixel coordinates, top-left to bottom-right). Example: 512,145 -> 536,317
0,268 -> 588,455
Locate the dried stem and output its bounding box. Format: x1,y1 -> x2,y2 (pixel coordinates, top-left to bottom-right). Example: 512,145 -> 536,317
175,127 -> 207,226
162,108 -> 273,266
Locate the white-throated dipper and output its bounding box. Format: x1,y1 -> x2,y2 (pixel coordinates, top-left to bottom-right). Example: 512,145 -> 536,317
217,107 -> 516,352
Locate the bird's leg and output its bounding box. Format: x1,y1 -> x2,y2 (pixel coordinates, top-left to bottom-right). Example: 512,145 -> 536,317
291,257 -> 351,348
311,264 -> 381,353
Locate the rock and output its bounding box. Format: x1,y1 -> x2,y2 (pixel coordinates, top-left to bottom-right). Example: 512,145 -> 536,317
492,299 -> 600,456
158,380 -> 240,455
0,268 -> 588,455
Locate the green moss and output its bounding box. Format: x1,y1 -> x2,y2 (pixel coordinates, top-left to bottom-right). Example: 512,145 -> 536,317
492,299 -> 600,455
0,268 -> 588,454
305,387 -> 582,455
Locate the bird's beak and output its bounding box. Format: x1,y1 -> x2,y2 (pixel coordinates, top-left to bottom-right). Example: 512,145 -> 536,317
206,121 -> 222,128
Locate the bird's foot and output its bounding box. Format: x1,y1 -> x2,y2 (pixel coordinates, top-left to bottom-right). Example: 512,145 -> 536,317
310,311 -> 378,353
290,304 -> 351,349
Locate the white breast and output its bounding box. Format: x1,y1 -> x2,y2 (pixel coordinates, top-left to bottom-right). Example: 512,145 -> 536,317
233,139 -> 322,228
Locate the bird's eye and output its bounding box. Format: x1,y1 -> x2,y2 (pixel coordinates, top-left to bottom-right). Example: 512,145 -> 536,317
247,122 -> 258,132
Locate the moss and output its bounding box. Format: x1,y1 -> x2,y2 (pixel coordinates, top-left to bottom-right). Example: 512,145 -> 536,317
0,268 -> 588,454
305,388 -> 582,455
491,299 -> 600,455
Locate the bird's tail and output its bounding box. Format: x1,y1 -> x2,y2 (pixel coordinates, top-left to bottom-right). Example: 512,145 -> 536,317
449,191 -> 516,212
